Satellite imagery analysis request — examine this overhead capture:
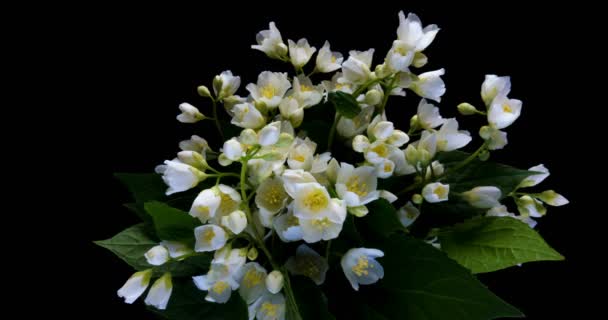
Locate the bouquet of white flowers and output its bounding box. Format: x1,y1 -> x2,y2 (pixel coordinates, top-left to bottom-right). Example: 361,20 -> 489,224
96,10 -> 568,320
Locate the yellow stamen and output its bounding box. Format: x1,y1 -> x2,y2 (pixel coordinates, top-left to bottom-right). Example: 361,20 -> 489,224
351,256 -> 370,276
300,84 -> 313,92
371,143 -> 389,157
502,103 -> 512,113
433,185 -> 448,198
260,85 -> 276,98
243,269 -> 264,288
203,229 -> 216,242
346,176 -> 368,197
260,302 -> 278,317
302,189 -> 329,212
212,281 -> 229,294
311,217 -> 331,230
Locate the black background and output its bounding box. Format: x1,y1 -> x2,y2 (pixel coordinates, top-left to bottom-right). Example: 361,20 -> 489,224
64,2 -> 591,319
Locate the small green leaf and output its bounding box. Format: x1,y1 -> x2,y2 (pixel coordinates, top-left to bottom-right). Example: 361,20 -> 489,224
439,216 -> 564,273
291,276 -> 335,320
150,279 -> 248,320
328,91 -> 361,118
369,234 -> 523,320
144,201 -> 200,242
94,223 -> 157,270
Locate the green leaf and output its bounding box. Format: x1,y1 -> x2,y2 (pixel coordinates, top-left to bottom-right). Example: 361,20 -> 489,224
357,199 -> 403,241
436,151 -> 535,196
94,223 -> 157,270
94,223 -> 211,276
144,201 -> 200,242
439,216 -> 564,273
291,276 -> 335,320
115,172 -> 167,203
328,91 -> 360,118
151,279 -> 248,320
369,234 -> 523,320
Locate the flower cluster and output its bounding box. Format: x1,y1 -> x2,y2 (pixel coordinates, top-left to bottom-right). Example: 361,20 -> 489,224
105,11 -> 568,320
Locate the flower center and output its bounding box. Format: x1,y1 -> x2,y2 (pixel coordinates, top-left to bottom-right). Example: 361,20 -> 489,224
352,256 -> 371,276
371,143 -> 389,157
203,229 -> 216,242
346,176 -> 368,197
311,217 -> 332,230
243,269 -> 264,288
502,103 -> 512,113
261,302 -> 279,317
261,85 -> 276,98
300,84 -> 313,92
212,281 -> 229,294
302,189 -> 329,212
433,185 -> 447,198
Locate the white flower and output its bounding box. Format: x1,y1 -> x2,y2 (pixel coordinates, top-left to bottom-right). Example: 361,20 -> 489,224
117,269 -> 152,304
210,185 -> 243,224
396,11 -> 439,52
520,164 -> 549,187
273,209 -> 304,242
288,38 -> 316,69
155,160 -> 207,195
145,245 -> 170,266
386,40 -> 415,72
461,186 -> 502,208
246,71 -> 291,109
194,224 -> 227,252
341,49 -> 375,84
213,70 -> 241,100
176,102 -> 205,123
322,72 -> 355,94
488,95 -> 522,129
422,182 -> 449,203
160,240 -> 193,259
316,41 -> 343,73
481,75 -> 511,106
516,195 -> 546,218
335,163 -> 380,207
397,201 -> 420,227
292,76 -> 323,108
417,99 -> 444,129
281,169 -> 317,196
537,190 -> 569,206
279,96 -> 304,127
221,210 -> 248,235
193,264 -> 239,304
258,121 -> 281,146
231,102 -> 266,129
436,119 -> 472,151
341,248 -> 384,291
299,201 -> 346,242
265,270 -> 284,294
256,176 -> 288,219
291,182 -> 345,222
285,244 -> 328,285
179,135 -> 211,154
287,137 -> 317,170
480,126 -> 508,150
255,292 -> 286,320
190,188 -> 221,222
177,150 -> 207,169
221,138 -> 245,164
337,105 -> 374,138
252,22 -> 288,59
411,68 -> 445,102
144,272 -> 173,310
238,262 -> 268,303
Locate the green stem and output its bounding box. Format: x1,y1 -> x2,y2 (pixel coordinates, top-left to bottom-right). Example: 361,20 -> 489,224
325,240 -> 332,260
211,98 -> 224,141
239,159 -> 302,320
327,114 -> 341,151
352,78 -> 383,97
378,76 -> 397,114
441,140 -> 489,177
208,172 -> 241,179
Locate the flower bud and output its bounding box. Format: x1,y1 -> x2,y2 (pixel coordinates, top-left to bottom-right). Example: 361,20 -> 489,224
265,270 -> 284,294
457,102 -> 478,115
197,85 -> 211,98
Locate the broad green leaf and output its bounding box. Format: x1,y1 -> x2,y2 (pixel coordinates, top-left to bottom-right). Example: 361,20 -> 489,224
328,91 -> 360,118
151,279 -> 248,320
436,151 -> 535,196
94,223 -> 157,270
439,216 -> 564,273
369,234 -> 523,320
144,201 -> 200,242
94,223 -> 211,276
357,199 -> 403,241
291,276 -> 335,320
